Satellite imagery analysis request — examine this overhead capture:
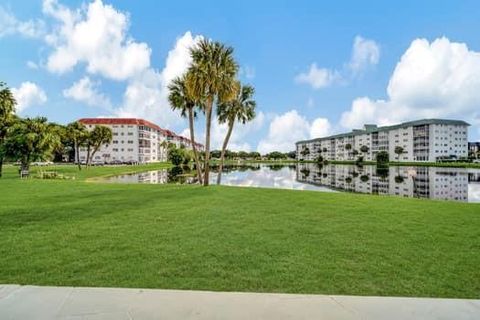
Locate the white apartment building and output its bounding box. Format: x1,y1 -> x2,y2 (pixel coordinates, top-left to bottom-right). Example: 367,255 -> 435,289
77,118 -> 204,164
296,119 -> 469,162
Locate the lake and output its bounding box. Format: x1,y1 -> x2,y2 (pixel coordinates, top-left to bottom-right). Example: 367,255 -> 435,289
102,163 -> 480,203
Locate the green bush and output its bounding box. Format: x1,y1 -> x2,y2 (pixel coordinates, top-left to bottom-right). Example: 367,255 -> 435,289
376,151 -> 389,165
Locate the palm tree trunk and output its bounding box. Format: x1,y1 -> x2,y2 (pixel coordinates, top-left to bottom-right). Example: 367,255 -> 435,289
203,98 -> 213,186
188,108 -> 203,184
86,145 -> 91,169
74,139 -> 82,171
217,119 -> 234,185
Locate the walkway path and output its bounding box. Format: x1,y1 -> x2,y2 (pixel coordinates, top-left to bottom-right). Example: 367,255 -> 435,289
1,284 -> 479,319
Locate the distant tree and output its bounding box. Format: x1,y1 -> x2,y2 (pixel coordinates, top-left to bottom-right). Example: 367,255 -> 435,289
300,147 -> 310,157
287,151 -> 296,159
322,147 -> 328,153
237,151 -> 249,159
266,151 -> 287,160
168,145 -> 184,166
0,82 -> 16,178
249,151 -> 261,159
300,168 -> 310,178
49,123 -> 70,162
394,146 -> 405,161
5,117 -> 60,177
86,125 -> 113,166
360,145 -> 369,153
345,143 -> 352,151
376,151 -> 389,165
376,166 -> 389,181
210,150 -> 222,159
316,155 -> 324,163
345,177 -> 353,184
66,121 -> 88,170
360,174 -> 369,182
352,149 -> 359,156
181,147 -> 193,165
225,150 -> 238,159
394,175 -> 405,184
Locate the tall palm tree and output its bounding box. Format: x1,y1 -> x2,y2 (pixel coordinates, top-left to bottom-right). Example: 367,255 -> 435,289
216,84 -> 256,184
0,82 -> 16,178
67,121 -> 88,170
186,39 -> 239,186
168,75 -> 203,184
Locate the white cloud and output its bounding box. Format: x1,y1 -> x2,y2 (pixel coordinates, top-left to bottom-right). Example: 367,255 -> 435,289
43,0 -> 151,80
63,76 -> 111,108
0,7 -> 45,38
115,31 -> 203,128
340,37 -> 480,129
295,35 -> 379,89
12,82 -> 47,112
349,35 -> 380,74
177,111 -> 265,152
209,111 -> 265,152
294,63 -> 340,89
26,61 -> 39,69
240,65 -> 256,80
310,117 -> 332,138
41,0 -> 203,128
257,110 -> 331,153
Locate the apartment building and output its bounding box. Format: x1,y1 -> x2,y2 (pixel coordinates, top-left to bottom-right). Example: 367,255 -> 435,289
469,142 -> 480,157
296,119 -> 469,162
77,118 -> 204,164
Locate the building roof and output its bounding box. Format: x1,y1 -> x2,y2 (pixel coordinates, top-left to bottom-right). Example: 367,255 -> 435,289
78,118 -> 204,148
296,119 -> 470,145
79,118 -> 164,132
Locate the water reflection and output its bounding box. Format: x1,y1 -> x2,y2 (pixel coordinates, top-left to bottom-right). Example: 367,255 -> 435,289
297,163 -> 478,202
102,164 -> 480,203
103,166 -> 197,184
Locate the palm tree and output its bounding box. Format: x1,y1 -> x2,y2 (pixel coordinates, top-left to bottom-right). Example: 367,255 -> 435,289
168,75 -> 203,184
86,125 -> 112,166
186,39 -> 239,186
5,117 -> 60,177
0,82 -> 16,178
394,146 -> 404,161
67,121 -> 88,170
216,84 -> 256,184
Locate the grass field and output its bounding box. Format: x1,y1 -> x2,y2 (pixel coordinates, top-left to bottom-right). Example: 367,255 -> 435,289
0,164 -> 479,298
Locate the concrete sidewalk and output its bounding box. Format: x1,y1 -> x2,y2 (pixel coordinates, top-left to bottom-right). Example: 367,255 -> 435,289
0,284 -> 479,320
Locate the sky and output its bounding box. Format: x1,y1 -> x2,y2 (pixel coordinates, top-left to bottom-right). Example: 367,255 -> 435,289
1,0 -> 480,153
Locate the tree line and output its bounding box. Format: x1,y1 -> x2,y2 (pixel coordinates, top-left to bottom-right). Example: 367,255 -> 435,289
0,81 -> 114,177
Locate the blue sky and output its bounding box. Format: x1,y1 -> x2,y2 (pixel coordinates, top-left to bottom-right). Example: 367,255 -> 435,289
1,0 -> 480,152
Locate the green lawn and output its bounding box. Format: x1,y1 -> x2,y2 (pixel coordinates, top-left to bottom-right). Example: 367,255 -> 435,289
0,164 -> 479,298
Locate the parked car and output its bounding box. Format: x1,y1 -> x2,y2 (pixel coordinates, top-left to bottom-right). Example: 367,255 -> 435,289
109,160 -> 123,165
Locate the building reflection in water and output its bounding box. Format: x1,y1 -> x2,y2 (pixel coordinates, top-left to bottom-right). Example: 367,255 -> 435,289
296,163 -> 470,202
